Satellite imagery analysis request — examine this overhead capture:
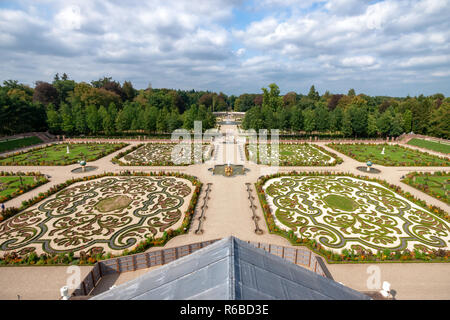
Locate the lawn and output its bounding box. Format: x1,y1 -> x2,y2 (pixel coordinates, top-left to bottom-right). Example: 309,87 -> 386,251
407,138 -> 450,154
0,143 -> 128,166
0,174 -> 49,203
328,143 -> 450,166
402,172 -> 449,204
246,143 -> 342,166
0,136 -> 43,153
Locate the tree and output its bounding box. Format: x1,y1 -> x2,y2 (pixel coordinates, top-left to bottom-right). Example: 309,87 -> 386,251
53,74 -> 76,104
402,109 -> 412,133
390,113 -> 404,137
348,88 -> 356,96
303,108 -> 316,133
60,103 -> 75,134
33,81 -> 59,106
290,105 -> 303,131
144,106 -> 158,133
73,104 -> 87,135
367,113 -> 378,137
307,85 -> 320,101
86,105 -> 102,134
46,103 -> 61,133
428,102 -> 450,138
341,109 -> 353,137
122,81 -> 136,101
314,103 -> 329,131
376,112 -> 392,137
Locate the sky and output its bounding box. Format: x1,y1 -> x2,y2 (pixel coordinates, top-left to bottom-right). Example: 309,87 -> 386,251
0,0 -> 449,96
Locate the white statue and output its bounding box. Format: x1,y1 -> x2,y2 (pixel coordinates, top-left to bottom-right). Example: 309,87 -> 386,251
66,145 -> 70,154
381,147 -> 385,155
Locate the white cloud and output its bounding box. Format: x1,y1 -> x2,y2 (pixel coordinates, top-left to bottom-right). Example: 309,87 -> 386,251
0,0 -> 449,96
341,56 -> 376,67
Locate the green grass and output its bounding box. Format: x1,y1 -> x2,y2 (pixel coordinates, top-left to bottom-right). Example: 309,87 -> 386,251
402,172 -> 449,204
0,176 -> 36,197
0,136 -> 43,153
0,143 -> 127,166
407,138 -> 450,154
0,175 -> 49,203
328,143 -> 450,166
323,195 -> 358,211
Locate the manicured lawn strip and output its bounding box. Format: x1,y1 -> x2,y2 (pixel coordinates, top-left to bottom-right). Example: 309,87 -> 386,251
328,143 -> 450,166
0,172 -> 49,203
0,142 -> 128,166
256,171 -> 449,263
245,143 -> 343,166
0,171 -> 202,266
407,138 -> 450,155
402,171 -> 449,204
0,136 -> 43,153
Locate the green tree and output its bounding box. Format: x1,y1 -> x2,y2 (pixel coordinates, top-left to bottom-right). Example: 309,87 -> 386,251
86,105 -> 102,134
46,103 -> 61,133
60,103 -> 74,134
307,85 -> 320,101
290,105 -> 303,131
341,109 -> 353,137
367,113 -> 378,137
303,108 -> 316,133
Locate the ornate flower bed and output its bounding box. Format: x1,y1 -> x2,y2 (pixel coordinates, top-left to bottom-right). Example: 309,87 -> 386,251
402,171 -> 449,205
113,143 -> 213,166
245,143 -> 343,166
256,172 -> 450,263
0,172 -> 201,265
327,143 -> 450,166
0,142 -> 128,166
0,172 -> 49,204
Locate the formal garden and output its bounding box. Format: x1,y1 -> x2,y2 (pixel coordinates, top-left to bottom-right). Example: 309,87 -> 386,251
402,171 -> 449,205
328,143 -> 450,166
0,172 -> 49,203
113,143 -> 213,166
407,138 -> 450,154
0,143 -> 128,166
245,143 -> 343,166
257,172 -> 450,262
0,172 -> 201,265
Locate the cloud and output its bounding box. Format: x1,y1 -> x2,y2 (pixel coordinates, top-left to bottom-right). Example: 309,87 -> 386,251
0,0 -> 449,96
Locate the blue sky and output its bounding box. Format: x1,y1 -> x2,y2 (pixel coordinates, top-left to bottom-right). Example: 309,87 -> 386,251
0,0 -> 449,96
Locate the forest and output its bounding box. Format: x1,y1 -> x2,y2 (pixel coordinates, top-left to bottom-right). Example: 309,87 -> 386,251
0,75 -> 448,139
240,84 -> 449,139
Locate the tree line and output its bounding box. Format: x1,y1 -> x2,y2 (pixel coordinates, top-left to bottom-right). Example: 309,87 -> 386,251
240,84 -> 449,139
0,74 -> 227,136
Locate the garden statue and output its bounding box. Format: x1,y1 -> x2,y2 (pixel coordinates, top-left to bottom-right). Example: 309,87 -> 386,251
79,160 -> 87,172
225,162 -> 233,176
381,147 -> 385,155
67,145 -> 70,154
366,160 -> 373,172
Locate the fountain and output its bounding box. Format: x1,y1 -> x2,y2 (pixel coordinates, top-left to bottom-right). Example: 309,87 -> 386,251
356,160 -> 381,174
71,159 -> 98,174
209,163 -> 249,177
